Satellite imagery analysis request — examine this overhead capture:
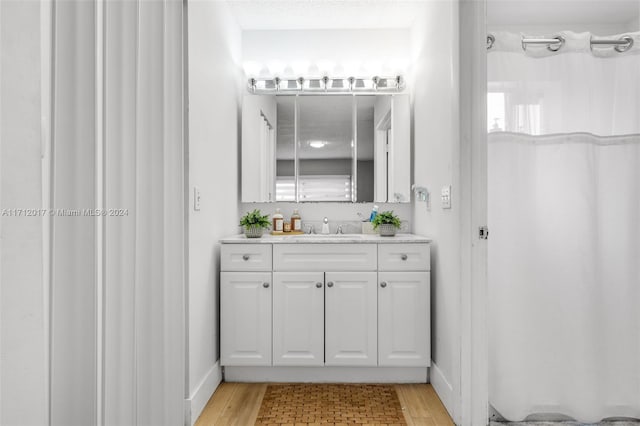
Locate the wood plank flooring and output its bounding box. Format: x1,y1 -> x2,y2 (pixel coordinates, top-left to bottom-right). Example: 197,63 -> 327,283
195,382 -> 454,426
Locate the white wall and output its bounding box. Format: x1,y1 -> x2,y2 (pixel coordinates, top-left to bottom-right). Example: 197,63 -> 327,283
487,0 -> 640,33
242,29 -> 411,77
187,1 -> 242,424
0,2 -> 48,425
410,1 -> 461,422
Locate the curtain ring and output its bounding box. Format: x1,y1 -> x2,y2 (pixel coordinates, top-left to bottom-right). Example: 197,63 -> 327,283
487,34 -> 495,50
547,35 -> 564,52
615,36 -> 634,53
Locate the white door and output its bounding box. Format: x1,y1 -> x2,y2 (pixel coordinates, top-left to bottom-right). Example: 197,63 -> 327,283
325,272 -> 378,366
220,272 -> 272,366
273,272 -> 325,366
378,271 -> 430,366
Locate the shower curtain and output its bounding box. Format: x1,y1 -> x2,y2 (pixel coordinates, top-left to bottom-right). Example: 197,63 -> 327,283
488,31 -> 640,423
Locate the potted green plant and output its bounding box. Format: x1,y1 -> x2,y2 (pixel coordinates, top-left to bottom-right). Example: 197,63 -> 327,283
240,209 -> 271,238
371,210 -> 401,237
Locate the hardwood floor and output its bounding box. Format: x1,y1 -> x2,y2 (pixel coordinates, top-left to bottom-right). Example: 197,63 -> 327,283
195,382 -> 454,426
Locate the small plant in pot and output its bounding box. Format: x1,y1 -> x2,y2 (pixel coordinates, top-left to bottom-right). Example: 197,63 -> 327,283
240,209 -> 270,238
371,210 -> 401,237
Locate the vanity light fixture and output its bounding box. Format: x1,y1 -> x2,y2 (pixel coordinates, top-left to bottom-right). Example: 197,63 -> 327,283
246,75 -> 406,94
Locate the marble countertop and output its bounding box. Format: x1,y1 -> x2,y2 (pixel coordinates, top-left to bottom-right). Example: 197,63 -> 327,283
219,233 -> 431,244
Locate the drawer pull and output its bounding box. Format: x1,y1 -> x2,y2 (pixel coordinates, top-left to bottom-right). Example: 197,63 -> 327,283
380,281 -> 388,288
263,282 -> 270,288
242,254 -> 250,261
401,254 -> 408,261
327,281 -> 334,288
315,282 -> 323,288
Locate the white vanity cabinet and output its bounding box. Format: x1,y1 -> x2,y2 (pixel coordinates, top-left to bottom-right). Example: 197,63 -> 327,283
220,245 -> 272,366
272,244 -> 378,367
377,244 -> 431,366
220,235 -> 431,380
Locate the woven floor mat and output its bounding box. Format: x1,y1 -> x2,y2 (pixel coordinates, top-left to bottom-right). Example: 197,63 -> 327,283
255,383 -> 407,426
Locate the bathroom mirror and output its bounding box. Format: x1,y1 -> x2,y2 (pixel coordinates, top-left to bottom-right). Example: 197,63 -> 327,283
241,94 -> 410,203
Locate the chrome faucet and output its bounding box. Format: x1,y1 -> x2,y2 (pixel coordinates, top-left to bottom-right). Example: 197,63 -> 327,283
321,217 -> 330,235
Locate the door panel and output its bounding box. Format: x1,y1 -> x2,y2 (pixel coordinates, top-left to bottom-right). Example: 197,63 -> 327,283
325,272 -> 378,366
220,272 -> 272,366
378,271 -> 430,366
273,271 -> 325,366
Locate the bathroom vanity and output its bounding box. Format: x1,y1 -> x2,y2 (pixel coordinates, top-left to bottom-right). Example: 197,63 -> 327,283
219,234 -> 431,382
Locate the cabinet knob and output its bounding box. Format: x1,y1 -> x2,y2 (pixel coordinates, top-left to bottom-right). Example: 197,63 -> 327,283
315,282 -> 323,288
263,282 -> 269,288
380,281 -> 387,288
327,281 -> 334,288
401,254 -> 408,261
242,254 -> 250,261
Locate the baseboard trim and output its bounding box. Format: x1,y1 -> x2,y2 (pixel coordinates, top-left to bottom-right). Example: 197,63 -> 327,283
430,360 -> 455,421
186,361 -> 222,426
224,366 -> 428,383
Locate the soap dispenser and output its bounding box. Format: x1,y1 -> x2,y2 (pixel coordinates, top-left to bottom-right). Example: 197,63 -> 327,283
272,209 -> 284,233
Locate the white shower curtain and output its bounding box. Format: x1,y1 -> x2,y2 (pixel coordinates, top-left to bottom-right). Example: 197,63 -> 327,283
488,31 -> 640,423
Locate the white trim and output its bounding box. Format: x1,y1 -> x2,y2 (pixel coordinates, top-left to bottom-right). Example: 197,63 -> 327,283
40,0 -> 53,424
94,1 -> 105,424
430,361 -> 455,422
185,362 -> 222,426
224,367 -> 428,383
459,1 -> 489,426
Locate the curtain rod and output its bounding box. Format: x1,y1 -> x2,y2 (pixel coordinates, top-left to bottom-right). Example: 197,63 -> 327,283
486,34 -> 635,53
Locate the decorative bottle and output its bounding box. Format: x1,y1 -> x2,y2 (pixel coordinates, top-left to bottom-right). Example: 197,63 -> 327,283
272,208 -> 284,233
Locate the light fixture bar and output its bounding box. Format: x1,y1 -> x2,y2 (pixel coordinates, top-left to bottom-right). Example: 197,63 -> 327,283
247,75 -> 406,94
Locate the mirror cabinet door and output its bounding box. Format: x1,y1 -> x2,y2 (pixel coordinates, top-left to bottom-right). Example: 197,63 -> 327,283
373,94 -> 410,203
241,95 -> 277,202
275,97 -> 295,201
297,96 -> 354,202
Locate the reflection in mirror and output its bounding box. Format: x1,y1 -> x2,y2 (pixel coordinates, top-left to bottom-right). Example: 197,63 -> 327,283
275,97 -> 295,201
356,97 -> 375,202
296,96 -> 354,202
242,94 -> 410,203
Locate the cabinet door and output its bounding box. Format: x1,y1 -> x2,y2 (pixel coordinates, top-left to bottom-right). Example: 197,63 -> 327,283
378,272 -> 430,367
273,272 -> 325,366
325,272 -> 378,366
221,272 -> 272,366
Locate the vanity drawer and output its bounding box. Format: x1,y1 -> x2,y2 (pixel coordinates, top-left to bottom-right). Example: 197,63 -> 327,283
378,244 -> 430,271
273,244 -> 377,271
221,244 -> 272,271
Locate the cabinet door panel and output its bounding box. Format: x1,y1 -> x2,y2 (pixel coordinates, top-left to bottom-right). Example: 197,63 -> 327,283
273,272 -> 325,366
221,272 -> 272,366
378,272 -> 430,366
325,272 -> 377,366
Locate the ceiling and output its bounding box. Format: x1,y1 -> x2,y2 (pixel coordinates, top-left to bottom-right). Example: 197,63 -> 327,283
226,0 -> 427,30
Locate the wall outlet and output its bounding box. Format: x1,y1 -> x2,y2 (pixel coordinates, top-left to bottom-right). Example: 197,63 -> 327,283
194,186 -> 201,211
441,185 -> 451,209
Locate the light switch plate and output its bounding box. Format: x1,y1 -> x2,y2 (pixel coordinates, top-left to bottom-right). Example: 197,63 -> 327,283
441,185 -> 451,209
194,186 -> 201,211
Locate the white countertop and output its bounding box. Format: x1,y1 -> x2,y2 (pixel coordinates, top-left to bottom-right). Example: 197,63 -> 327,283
219,233 -> 431,244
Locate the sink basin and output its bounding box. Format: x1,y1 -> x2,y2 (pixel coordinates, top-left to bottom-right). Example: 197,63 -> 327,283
289,233 -> 365,239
